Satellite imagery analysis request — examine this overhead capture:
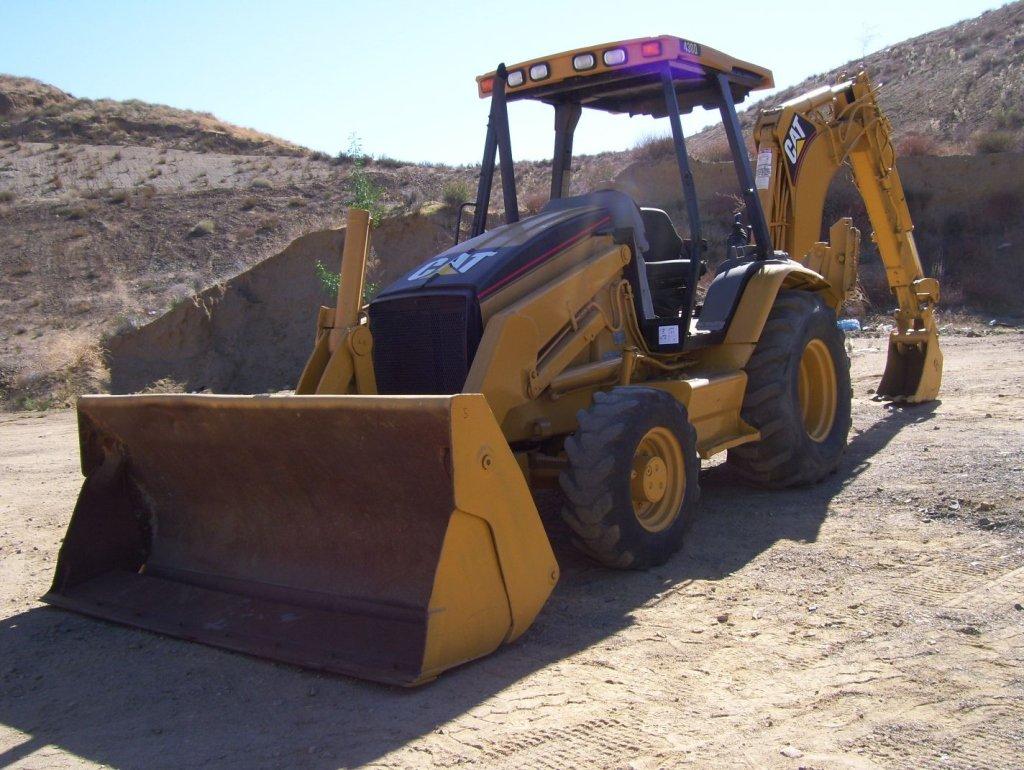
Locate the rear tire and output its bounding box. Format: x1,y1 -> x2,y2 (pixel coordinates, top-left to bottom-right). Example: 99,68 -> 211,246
559,387 -> 700,569
727,290 -> 852,487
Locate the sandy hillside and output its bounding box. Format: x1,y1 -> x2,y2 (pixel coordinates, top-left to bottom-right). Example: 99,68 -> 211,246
0,331 -> 1022,769
686,0 -> 1024,157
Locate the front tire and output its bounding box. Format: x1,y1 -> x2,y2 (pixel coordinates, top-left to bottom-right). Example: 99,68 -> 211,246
559,387 -> 700,569
727,290 -> 852,487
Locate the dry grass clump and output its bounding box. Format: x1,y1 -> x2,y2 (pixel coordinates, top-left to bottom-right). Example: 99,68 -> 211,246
898,132 -> 940,156
2,339 -> 107,410
973,130 -> 1016,154
693,140 -> 734,163
633,133 -> 676,163
255,215 -> 280,233
0,190 -> 15,203
58,200 -> 96,220
188,219 -> 215,238
523,191 -> 548,215
139,378 -> 187,394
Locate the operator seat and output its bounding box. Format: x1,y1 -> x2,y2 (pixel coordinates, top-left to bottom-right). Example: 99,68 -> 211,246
639,208 -> 684,262
541,193 -> 693,321
639,208 -> 696,318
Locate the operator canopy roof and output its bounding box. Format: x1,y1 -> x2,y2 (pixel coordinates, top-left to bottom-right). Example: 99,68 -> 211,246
477,36 -> 773,117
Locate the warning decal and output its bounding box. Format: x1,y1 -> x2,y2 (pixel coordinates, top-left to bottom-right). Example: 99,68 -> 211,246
755,149 -> 773,189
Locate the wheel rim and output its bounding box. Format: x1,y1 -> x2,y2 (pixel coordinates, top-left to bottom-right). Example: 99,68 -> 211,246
630,427 -> 685,532
797,338 -> 838,442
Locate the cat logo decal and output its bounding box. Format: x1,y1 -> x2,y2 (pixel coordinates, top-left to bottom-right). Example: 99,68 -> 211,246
782,113 -> 816,179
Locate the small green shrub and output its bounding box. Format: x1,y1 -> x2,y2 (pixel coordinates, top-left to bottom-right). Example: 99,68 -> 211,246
0,190 -> 14,203
994,106 -> 1024,130
442,180 -> 471,208
345,134 -> 385,222
314,260 -> 379,302
314,260 -> 340,296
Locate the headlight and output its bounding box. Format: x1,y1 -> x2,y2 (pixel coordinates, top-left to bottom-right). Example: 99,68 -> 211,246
603,48 -> 627,66
529,63 -> 550,81
572,53 -> 596,71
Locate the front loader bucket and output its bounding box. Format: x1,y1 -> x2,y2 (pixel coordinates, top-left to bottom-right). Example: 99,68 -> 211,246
45,393 -> 558,686
876,328 -> 943,403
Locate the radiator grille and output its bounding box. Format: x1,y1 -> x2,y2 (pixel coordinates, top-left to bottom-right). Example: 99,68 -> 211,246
369,293 -> 480,395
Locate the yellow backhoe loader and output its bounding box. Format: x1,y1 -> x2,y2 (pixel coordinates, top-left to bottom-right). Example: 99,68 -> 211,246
46,37 -> 942,686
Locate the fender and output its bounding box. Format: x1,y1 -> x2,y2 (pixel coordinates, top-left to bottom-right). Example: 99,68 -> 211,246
724,259 -> 830,345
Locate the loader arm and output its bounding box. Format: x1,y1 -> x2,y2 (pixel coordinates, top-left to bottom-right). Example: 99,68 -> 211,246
753,72 -> 941,402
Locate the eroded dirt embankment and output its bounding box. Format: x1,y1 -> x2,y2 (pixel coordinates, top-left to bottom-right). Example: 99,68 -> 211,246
104,211 -> 452,394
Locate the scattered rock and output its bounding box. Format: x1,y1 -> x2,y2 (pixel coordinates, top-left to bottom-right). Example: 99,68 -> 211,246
780,745 -> 804,758
716,613 -> 729,624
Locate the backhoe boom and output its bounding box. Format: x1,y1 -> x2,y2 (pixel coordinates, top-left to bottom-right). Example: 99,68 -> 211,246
754,72 -> 942,402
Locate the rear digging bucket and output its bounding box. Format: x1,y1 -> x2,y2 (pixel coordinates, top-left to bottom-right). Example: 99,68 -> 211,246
876,328 -> 942,403
45,393 -> 558,686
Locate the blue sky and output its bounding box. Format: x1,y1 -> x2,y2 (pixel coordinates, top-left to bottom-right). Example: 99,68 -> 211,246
0,0 -> 1007,164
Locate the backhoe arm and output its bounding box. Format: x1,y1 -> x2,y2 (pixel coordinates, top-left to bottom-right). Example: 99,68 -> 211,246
753,72 -> 941,402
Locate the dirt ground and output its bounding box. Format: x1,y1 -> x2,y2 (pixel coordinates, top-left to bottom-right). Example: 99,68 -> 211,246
1,333 -> 1022,769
